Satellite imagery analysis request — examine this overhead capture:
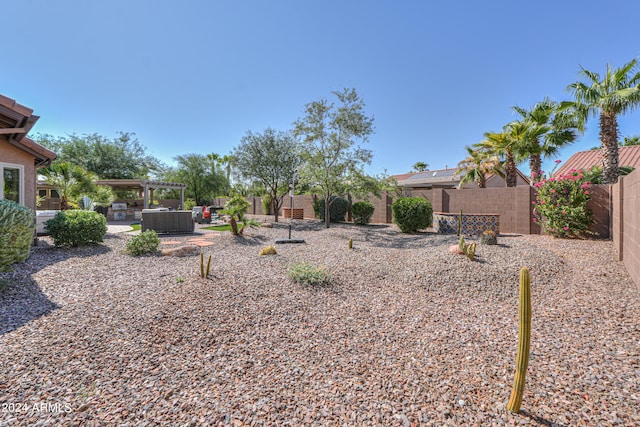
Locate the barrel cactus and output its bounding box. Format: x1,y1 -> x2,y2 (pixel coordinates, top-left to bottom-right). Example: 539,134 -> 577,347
480,230 -> 498,245
0,200 -> 35,271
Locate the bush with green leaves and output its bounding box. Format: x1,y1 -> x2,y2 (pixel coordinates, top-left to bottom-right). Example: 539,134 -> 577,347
0,200 -> 34,271
318,196 -> 349,223
392,197 -> 433,233
288,262 -> 331,286
533,169 -> 593,238
351,201 -> 375,225
125,230 -> 160,256
46,210 -> 107,247
261,194 -> 273,215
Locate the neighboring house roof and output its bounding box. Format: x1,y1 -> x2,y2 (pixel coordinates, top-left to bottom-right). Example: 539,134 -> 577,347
392,167 -> 529,188
0,94 -> 56,166
393,168 -> 460,187
554,145 -> 640,177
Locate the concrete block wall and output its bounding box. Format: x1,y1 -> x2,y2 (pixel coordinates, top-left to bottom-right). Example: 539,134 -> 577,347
612,173 -> 640,291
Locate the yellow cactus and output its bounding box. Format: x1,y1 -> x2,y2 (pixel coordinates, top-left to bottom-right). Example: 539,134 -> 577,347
507,267 -> 531,413
259,245 -> 277,256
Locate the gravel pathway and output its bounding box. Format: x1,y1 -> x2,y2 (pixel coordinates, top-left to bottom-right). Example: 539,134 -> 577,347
1,220 -> 639,426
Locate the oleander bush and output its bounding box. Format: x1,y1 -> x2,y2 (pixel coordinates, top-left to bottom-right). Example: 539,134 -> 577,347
0,199 -> 35,271
392,197 -> 433,233
351,201 -> 375,225
125,230 -> 160,256
533,169 -> 593,238
318,196 -> 349,223
46,210 -> 107,247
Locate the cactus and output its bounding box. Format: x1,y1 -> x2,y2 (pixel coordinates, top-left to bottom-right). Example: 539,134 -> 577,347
457,209 -> 463,236
259,245 -> 277,256
466,242 -> 476,261
507,267 -> 532,413
200,253 -> 212,278
458,236 -> 477,261
480,229 -> 498,245
205,254 -> 212,277
348,238 -> 353,249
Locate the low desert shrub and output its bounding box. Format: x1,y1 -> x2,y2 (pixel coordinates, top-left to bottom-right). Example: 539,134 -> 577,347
351,201 -> 375,225
125,230 -> 160,256
288,262 -> 331,286
318,196 -> 349,223
46,210 -> 107,247
0,199 -> 34,271
392,197 -> 433,233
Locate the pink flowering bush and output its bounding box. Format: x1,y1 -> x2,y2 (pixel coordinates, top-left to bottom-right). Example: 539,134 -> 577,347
533,169 -> 593,238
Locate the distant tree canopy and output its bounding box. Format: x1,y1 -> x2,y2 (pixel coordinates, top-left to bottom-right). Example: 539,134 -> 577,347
34,132 -> 162,179
159,153 -> 227,205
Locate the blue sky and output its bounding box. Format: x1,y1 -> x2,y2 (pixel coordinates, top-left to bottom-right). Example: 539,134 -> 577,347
4,1 -> 640,177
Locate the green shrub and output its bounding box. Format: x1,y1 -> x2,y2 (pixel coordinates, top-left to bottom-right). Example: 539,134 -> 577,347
351,201 -> 375,225
0,200 -> 34,271
392,197 -> 433,233
261,194 -> 273,215
46,210 -> 107,247
318,196 -> 349,223
288,262 -> 331,286
533,169 -> 593,238
125,230 -> 160,256
183,199 -> 196,210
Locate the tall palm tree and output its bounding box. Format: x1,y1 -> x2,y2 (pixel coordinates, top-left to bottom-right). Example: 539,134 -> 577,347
566,58 -> 640,184
513,98 -> 580,184
476,126 -> 527,187
220,154 -> 235,196
456,146 -> 503,188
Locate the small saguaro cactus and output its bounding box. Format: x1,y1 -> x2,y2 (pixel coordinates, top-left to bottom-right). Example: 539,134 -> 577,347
507,267 -> 532,413
200,253 -> 212,278
348,238 -> 353,249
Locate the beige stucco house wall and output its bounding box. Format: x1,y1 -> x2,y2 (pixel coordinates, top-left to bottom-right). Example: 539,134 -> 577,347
0,94 -> 56,212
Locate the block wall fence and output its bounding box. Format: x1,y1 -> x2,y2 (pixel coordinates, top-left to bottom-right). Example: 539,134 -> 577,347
244,186 -> 612,236
612,173 -> 640,292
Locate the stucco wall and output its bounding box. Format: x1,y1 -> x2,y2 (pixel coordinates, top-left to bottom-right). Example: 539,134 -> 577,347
0,137 -> 37,211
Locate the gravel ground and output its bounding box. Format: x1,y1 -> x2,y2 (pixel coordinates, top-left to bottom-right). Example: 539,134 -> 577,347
1,220 -> 639,426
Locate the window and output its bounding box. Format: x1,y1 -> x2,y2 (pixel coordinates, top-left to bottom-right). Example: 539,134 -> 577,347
0,162 -> 24,205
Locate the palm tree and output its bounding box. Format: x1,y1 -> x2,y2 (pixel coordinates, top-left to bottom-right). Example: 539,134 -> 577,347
40,162 -> 96,210
476,126 -> 527,187
566,59 -> 640,184
456,146 -> 503,188
513,98 -> 580,184
411,161 -> 429,172
220,154 -> 235,195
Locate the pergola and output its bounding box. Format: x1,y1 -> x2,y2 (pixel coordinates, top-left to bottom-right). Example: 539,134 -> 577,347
95,179 -> 186,209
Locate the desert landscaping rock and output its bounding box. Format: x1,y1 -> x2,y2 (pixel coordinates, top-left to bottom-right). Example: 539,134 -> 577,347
1,220 -> 639,426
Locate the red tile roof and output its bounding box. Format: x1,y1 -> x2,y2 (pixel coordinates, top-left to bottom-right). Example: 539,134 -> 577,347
554,145 -> 640,177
